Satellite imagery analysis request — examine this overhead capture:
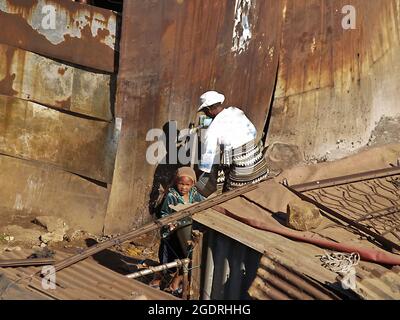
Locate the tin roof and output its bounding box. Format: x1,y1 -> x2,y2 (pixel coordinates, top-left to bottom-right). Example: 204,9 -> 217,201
0,249 -> 177,300
194,167 -> 400,300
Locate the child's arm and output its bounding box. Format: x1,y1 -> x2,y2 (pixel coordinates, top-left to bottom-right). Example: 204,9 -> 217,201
160,194 -> 176,217
159,193 -> 180,237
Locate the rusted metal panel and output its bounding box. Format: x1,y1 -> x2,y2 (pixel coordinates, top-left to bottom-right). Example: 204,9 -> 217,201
194,209 -> 340,287
295,169 -> 400,251
0,95 -> 117,183
0,155 -> 108,234
0,0 -> 117,72
195,203 -> 400,299
198,222 -> 338,300
105,0 -> 283,233
249,254 -> 336,300
0,249 -> 177,300
267,0 -> 400,161
0,44 -> 112,120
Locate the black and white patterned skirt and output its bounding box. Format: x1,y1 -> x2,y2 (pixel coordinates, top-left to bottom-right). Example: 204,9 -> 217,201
226,140 -> 270,189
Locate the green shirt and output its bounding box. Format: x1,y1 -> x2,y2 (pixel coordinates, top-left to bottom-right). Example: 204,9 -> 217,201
159,187 -> 205,238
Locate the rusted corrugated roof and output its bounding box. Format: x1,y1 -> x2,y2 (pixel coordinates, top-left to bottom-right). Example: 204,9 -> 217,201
194,169 -> 400,299
194,208 -> 342,294
248,254 -> 339,300
0,249 -> 176,300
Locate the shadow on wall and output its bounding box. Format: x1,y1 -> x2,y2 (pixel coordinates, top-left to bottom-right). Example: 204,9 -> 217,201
148,121 -> 181,218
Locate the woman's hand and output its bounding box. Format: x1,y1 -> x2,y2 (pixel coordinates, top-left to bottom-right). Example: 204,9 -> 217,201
168,222 -> 178,232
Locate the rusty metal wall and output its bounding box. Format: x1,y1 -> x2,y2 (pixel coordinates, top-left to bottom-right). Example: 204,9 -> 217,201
0,0 -> 118,72
0,95 -> 117,183
0,0 -> 118,236
198,225 -> 338,300
105,0 -> 283,233
267,0 -> 400,161
0,155 -> 108,234
0,44 -> 113,120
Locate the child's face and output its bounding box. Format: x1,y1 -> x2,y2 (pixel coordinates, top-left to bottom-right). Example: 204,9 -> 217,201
176,176 -> 194,196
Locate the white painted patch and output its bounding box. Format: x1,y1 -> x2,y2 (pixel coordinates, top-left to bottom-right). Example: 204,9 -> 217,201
282,3 -> 287,20
0,0 -> 116,49
0,1 -> 6,11
115,117 -> 122,132
231,0 -> 254,55
14,194 -> 24,211
310,37 -> 317,53
268,46 -> 275,61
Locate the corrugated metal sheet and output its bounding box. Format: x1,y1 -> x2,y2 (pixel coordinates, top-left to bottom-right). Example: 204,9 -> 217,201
267,0 -> 400,160
0,155 -> 108,234
296,169 -> 400,251
354,261 -> 400,300
105,0 -> 283,233
0,249 -> 176,300
0,0 -> 118,72
0,95 -> 117,183
194,209 -> 344,298
201,230 -> 261,300
0,44 -> 113,121
194,179 -> 400,299
249,254 -> 337,300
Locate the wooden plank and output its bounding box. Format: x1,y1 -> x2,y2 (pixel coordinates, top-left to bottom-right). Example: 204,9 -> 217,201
189,230 -> 203,300
0,44 -> 112,121
193,209 -> 339,285
0,95 -> 117,183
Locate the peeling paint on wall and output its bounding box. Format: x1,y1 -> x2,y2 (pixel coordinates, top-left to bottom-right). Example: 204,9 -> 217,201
0,0 -> 117,72
0,0 -> 116,49
231,0 -> 254,55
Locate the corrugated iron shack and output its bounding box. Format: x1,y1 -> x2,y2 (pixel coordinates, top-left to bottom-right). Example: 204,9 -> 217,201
1,0 -> 399,234
0,0 -> 400,301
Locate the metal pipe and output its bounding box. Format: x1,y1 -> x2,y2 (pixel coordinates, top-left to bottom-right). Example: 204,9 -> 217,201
53,183 -> 258,273
182,259 -> 190,300
0,258 -> 55,267
291,167 -> 400,192
126,259 -> 190,279
285,184 -> 400,252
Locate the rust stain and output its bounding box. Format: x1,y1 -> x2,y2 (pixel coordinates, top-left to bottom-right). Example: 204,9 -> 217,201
57,67 -> 67,75
55,96 -> 71,110
6,0 -> 38,10
0,46 -> 18,96
0,2 -> 116,72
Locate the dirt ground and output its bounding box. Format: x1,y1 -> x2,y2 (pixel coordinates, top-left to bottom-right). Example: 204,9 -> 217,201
367,116 -> 400,148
